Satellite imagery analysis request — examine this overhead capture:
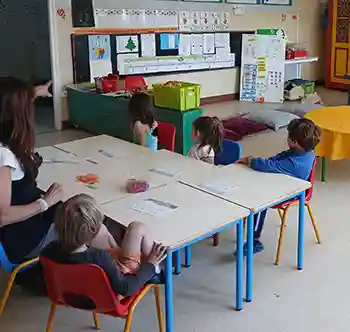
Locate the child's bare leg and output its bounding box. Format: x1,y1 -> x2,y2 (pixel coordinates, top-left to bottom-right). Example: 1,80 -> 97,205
90,224 -> 118,250
121,221 -> 153,257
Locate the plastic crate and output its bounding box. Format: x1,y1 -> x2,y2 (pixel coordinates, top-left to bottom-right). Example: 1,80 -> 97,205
153,82 -> 200,111
289,79 -> 315,96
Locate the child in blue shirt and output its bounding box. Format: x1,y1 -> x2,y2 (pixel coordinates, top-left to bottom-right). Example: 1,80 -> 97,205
239,118 -> 321,254
129,92 -> 158,152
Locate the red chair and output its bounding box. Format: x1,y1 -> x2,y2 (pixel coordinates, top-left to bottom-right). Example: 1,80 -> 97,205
125,76 -> 147,93
273,159 -> 321,265
40,257 -> 164,332
158,122 -> 176,152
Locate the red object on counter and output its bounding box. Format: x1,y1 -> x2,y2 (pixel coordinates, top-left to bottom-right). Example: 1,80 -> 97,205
125,76 -> 147,93
95,74 -> 120,93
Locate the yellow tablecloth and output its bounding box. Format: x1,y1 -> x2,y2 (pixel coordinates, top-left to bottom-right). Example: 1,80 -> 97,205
305,106 -> 350,160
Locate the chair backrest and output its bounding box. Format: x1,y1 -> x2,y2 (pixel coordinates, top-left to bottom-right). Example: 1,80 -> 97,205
157,121 -> 176,152
0,242 -> 16,273
214,139 -> 242,166
305,159 -> 317,201
40,257 -> 131,316
125,76 -> 147,93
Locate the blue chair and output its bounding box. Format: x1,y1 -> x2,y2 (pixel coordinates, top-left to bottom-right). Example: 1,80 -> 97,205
0,242 -> 39,315
212,140 -> 242,246
214,139 -> 242,166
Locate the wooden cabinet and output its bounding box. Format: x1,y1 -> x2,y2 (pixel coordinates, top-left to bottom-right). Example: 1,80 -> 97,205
326,0 -> 350,89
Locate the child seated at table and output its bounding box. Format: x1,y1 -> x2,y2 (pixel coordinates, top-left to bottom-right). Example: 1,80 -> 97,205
188,116 -> 224,164
129,92 -> 158,152
238,118 -> 321,254
41,194 -> 167,297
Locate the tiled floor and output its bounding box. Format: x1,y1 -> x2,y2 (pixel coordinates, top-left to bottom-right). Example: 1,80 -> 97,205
2,88 -> 350,332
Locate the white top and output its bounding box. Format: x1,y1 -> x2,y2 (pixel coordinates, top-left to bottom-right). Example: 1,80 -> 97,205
101,182 -> 249,249
188,144 -> 215,164
0,144 -> 24,181
179,163 -> 311,213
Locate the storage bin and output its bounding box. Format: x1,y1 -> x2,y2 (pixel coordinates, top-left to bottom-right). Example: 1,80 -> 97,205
153,82 -> 200,111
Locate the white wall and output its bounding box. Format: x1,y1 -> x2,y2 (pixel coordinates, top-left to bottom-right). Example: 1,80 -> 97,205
50,0 -> 321,125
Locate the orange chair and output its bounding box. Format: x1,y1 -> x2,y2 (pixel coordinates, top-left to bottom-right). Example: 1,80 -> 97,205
40,257 -> 164,332
158,121 -> 176,152
273,159 -> 321,265
0,242 -> 39,315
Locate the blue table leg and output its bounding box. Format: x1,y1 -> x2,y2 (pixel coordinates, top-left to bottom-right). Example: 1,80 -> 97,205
236,219 -> 244,311
165,253 -> 174,332
184,246 -> 191,268
297,191 -> 306,270
246,213 -> 254,302
174,250 -> 181,275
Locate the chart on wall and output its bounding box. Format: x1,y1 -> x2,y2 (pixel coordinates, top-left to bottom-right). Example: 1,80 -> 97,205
88,35 -> 112,81
116,32 -> 235,75
240,34 -> 286,103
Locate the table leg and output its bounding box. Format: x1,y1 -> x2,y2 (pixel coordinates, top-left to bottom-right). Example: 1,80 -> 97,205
174,250 -> 181,275
165,253 -> 174,332
297,191 -> 306,270
245,213 -> 254,302
184,246 -> 191,268
321,156 -> 326,182
236,219 -> 244,311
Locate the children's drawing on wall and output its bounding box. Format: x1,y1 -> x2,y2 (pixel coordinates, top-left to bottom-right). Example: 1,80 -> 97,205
88,35 -> 111,61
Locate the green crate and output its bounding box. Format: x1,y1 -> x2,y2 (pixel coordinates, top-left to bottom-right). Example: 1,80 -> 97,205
153,82 -> 200,111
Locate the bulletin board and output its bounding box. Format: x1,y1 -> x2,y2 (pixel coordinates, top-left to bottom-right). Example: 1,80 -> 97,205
71,31 -> 253,83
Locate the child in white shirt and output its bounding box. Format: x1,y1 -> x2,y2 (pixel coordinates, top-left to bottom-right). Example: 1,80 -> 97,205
188,116 -> 224,164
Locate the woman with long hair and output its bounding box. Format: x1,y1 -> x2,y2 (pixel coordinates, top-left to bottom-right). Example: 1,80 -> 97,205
0,77 -> 63,269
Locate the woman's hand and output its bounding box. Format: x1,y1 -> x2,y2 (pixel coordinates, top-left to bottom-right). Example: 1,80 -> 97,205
35,81 -> 52,98
43,183 -> 63,207
147,242 -> 168,267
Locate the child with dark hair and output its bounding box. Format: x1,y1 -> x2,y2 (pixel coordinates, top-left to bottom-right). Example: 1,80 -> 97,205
238,118 -> 321,254
188,116 -> 224,164
128,92 -> 158,152
42,194 -> 167,297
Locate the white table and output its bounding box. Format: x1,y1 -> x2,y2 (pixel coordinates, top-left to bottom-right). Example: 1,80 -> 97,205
102,182 -> 249,332
54,135 -> 151,163
36,146 -> 170,205
179,162 -> 311,302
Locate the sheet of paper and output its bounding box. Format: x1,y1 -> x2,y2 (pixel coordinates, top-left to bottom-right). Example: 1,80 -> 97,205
140,34 -> 156,57
191,11 -> 200,31
116,53 -> 140,75
148,166 -> 182,178
179,34 -> 192,56
131,198 -> 178,217
211,12 -> 221,31
191,34 -> 203,55
179,11 -> 191,31
215,33 -> 230,49
199,180 -> 237,196
116,35 -> 139,54
89,60 -> 112,82
88,35 -> 111,61
200,12 -> 211,31
203,33 -> 215,54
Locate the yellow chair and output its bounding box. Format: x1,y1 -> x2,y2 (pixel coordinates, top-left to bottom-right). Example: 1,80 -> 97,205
0,242 -> 39,315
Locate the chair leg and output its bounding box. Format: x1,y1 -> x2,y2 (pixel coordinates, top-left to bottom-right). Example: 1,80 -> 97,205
305,201 -> 321,244
154,286 -> 165,332
124,310 -> 133,332
275,206 -> 291,266
243,217 -> 247,235
46,304 -> 57,332
212,233 -> 219,247
93,312 -> 101,330
0,270 -> 18,316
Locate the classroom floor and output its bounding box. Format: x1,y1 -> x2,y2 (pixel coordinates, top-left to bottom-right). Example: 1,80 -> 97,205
1,87 -> 350,332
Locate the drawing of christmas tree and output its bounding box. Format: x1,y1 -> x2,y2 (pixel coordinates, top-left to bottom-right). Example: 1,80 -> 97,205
126,37 -> 137,52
